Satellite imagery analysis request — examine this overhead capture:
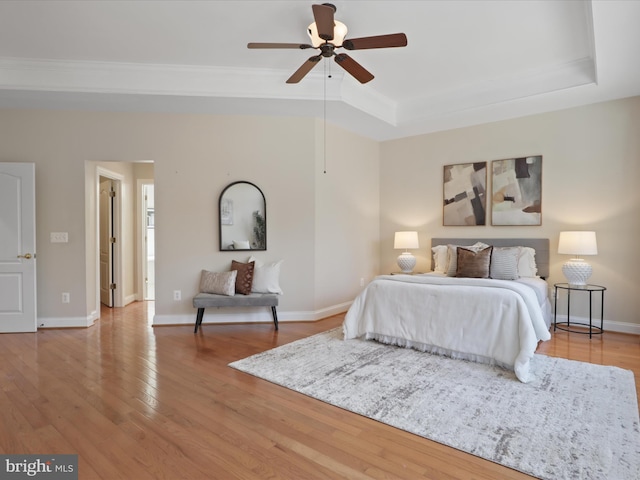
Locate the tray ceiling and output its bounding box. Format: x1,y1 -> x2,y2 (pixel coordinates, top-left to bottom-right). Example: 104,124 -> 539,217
0,1 -> 638,140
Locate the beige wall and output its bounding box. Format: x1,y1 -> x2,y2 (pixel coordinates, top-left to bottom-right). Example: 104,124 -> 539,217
380,96 -> 640,331
1,96 -> 637,331
0,109 -> 379,327
314,121 -> 380,311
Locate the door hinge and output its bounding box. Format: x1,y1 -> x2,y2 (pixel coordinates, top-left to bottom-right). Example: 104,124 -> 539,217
110,237 -> 116,243
110,283 -> 116,290
109,190 -> 116,198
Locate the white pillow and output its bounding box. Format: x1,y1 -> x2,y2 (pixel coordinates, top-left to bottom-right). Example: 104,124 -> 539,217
199,270 -> 237,296
445,242 -> 489,276
517,247 -> 538,277
233,240 -> 251,250
248,256 -> 283,294
431,245 -> 448,273
490,247 -> 520,280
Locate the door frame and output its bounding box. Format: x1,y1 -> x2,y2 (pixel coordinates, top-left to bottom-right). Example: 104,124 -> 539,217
96,167 -> 124,309
137,178 -> 154,301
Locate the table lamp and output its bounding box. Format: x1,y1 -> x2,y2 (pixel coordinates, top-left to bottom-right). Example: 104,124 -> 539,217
394,231 -> 419,273
557,231 -> 598,286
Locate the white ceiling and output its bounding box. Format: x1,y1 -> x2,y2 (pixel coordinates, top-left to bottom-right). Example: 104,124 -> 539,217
0,0 -> 638,141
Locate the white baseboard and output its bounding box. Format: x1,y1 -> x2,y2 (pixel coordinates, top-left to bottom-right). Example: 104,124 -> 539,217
38,313 -> 98,328
552,314 -> 640,335
38,305 -> 639,336
153,301 -> 352,327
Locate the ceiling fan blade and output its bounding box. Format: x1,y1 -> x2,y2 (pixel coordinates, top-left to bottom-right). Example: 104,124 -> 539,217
248,42 -> 314,49
312,4 -> 335,41
334,53 -> 374,84
343,33 -> 408,50
286,55 -> 323,83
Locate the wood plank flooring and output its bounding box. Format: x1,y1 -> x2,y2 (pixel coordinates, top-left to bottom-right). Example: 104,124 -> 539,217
1,302 -> 638,479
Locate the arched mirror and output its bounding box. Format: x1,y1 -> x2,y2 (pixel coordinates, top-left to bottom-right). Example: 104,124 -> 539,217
219,181 -> 266,251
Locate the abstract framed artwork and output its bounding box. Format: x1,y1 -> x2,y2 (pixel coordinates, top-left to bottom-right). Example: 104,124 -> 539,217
491,156 -> 542,226
443,162 -> 487,226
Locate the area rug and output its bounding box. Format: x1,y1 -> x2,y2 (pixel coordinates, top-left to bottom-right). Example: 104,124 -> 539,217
229,328 -> 640,480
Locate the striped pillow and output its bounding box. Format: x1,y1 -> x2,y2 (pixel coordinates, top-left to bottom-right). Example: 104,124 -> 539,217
490,247 -> 520,280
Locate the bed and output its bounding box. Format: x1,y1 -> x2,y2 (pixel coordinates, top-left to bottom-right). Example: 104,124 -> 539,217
343,238 -> 552,383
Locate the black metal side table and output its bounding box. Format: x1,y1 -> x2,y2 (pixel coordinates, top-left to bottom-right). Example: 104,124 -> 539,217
553,283 -> 606,339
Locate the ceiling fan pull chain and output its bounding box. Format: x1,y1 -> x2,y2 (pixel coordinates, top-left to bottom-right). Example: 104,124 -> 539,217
323,60 -> 327,174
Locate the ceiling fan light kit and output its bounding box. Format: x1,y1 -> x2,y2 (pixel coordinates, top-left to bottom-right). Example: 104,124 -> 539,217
248,3 -> 407,84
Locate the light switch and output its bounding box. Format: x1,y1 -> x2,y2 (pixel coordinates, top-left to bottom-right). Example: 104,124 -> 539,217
51,232 -> 69,243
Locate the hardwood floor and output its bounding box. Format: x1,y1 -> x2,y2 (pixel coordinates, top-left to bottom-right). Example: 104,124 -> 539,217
1,302 -> 638,479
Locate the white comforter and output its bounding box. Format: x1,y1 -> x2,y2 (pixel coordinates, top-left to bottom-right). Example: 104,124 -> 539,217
343,275 -> 551,383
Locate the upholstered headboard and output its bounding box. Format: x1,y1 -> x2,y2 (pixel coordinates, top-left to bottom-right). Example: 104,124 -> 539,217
430,238 -> 549,279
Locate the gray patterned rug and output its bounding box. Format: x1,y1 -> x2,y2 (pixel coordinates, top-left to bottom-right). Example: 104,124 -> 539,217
229,328 -> 640,480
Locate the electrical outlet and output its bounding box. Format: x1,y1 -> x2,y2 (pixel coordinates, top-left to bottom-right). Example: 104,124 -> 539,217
62,292 -> 70,303
173,290 -> 181,301
360,277 -> 365,287
51,232 -> 69,243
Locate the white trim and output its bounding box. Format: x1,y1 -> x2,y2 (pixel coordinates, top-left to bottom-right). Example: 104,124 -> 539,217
152,301 -> 352,327
38,314 -> 97,328
124,294 -> 137,306
553,314 -> 640,335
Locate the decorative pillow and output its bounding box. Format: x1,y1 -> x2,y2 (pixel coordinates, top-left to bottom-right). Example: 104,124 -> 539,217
490,247 -> 520,280
431,245 -> 448,273
455,246 -> 493,278
231,260 -> 255,295
446,242 -> 489,276
199,270 -> 237,296
248,256 -> 283,294
233,240 -> 251,250
517,247 -> 538,277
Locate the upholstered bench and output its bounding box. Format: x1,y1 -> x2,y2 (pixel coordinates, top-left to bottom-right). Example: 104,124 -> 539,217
192,292 -> 279,333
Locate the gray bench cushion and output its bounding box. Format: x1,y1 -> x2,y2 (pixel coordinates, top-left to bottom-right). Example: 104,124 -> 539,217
193,292 -> 279,308
193,292 -> 280,333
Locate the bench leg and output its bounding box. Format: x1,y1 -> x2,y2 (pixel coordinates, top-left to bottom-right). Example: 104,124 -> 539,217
271,306 -> 279,331
194,308 -> 205,333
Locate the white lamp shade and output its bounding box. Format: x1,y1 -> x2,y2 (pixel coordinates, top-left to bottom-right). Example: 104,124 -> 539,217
394,231 -> 419,250
307,20 -> 348,48
558,231 -> 598,256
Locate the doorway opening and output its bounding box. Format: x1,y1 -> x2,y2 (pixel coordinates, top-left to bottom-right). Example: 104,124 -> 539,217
98,170 -> 123,308
141,182 -> 155,300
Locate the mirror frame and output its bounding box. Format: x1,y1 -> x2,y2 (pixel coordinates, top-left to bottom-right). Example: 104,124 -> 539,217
218,181 -> 267,251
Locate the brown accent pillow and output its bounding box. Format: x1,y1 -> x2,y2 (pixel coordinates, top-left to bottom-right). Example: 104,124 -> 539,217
455,246 -> 493,278
231,260 -> 255,295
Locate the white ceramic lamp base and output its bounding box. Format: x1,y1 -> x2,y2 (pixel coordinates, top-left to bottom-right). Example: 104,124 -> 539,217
397,252 -> 416,273
562,259 -> 592,286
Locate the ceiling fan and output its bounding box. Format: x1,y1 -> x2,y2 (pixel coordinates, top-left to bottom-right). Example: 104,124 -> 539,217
247,3 -> 408,84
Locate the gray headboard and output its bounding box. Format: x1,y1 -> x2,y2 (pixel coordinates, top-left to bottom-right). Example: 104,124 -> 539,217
431,238 -> 549,279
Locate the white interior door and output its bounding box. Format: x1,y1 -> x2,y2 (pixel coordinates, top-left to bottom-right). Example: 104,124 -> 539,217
0,162 -> 37,333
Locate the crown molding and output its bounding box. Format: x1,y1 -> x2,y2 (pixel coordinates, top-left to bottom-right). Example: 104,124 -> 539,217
398,57 -> 596,124
0,54 -> 598,130
0,56 -> 399,124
